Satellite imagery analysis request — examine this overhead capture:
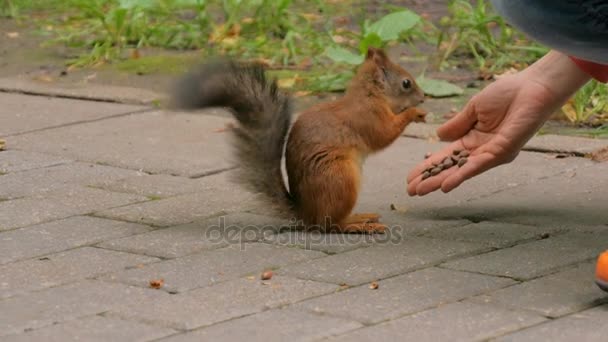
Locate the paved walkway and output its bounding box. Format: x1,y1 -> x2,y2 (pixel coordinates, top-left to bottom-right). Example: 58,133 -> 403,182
0,89 -> 607,341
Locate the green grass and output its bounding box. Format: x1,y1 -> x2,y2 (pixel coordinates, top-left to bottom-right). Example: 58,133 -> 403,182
435,0 -> 548,72
4,0 -> 606,127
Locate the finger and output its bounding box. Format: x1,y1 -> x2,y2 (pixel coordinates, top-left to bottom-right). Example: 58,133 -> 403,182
406,141 -> 465,184
437,100 -> 477,142
406,141 -> 466,196
440,151 -> 499,193
415,165 -> 459,196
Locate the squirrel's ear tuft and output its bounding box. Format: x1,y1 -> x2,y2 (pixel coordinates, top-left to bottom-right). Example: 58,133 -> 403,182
366,47 -> 387,65
366,47 -> 378,60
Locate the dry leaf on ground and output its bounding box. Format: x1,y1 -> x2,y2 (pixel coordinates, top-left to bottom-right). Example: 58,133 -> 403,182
149,278 -> 164,289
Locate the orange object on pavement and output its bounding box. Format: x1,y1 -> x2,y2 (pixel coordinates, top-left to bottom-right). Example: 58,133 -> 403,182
596,250 -> 608,292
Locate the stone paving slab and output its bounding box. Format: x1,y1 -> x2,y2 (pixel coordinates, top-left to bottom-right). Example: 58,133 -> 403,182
91,173 -> 223,198
265,229 -> 376,254
328,301 -> 546,342
108,276 -> 338,330
0,216 -> 151,265
0,92 -> 145,136
0,187 -> 148,231
421,221 -> 567,249
471,262 -> 608,318
281,237 -> 487,285
107,243 -> 324,293
0,162 -> 142,199
0,247 -> 159,299
442,232 -> 607,280
1,315 -> 176,342
495,305 -> 608,342
0,150 -> 71,174
428,162 -> 608,228
356,137 -> 593,214
293,267 -> 514,325
160,308 -> 362,342
0,280 -> 168,337
9,110 -> 235,176
524,134 -> 608,155
0,77 -> 164,105
98,213 -> 283,258
94,171 -> 262,227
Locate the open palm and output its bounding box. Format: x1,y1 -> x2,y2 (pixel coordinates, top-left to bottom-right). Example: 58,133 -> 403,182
407,73 -> 563,196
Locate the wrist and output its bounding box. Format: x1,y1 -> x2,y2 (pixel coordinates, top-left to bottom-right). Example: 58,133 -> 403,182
524,50 -> 591,104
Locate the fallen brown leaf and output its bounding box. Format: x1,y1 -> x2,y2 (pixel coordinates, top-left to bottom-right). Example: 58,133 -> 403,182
0,139 -> 5,151
261,270 -> 273,280
33,74 -> 54,83
130,49 -> 141,60
149,278 -> 164,289
390,203 -> 408,213
369,282 -> 379,290
294,91 -> 311,98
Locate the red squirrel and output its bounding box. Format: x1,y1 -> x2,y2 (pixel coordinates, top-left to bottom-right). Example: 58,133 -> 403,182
173,47 -> 426,233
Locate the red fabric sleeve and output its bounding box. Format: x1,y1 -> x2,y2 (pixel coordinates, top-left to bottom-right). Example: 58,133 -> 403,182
570,57 -> 608,83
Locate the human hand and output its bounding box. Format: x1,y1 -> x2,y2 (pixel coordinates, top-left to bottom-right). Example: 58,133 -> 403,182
407,51 -> 590,196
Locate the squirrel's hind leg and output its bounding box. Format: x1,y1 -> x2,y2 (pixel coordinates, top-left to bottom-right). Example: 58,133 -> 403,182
344,213 -> 381,224
335,221 -> 386,234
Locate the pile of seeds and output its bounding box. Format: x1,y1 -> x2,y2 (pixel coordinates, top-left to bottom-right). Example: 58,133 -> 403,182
421,149 -> 470,180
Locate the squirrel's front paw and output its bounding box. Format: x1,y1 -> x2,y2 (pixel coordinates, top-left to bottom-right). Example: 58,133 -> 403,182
402,107 -> 427,123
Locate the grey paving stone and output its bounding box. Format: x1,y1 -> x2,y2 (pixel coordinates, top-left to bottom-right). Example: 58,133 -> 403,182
357,138 -> 592,213
0,280 -> 169,337
160,308 -> 361,342
471,262 -> 608,318
265,213 -> 470,254
109,275 -> 337,330
0,162 -> 142,200
0,92 -> 144,136
94,171 -> 260,227
1,315 -> 175,342
442,232 -> 607,280
294,267 -> 514,324
0,150 -> 71,173
422,221 -> 567,249
91,173 -> 221,198
10,110 -> 235,176
429,162 -> 608,228
0,216 -> 150,265
329,301 -> 546,342
0,77 -> 164,105
265,229 -> 376,254
525,134 -> 608,155
0,247 -> 159,299
98,213 -> 283,258
281,237 -> 487,285
107,243 -> 324,293
495,305 -> 608,342
0,187 -> 148,231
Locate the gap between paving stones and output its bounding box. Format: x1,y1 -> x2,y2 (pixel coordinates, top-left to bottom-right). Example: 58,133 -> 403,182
0,86 -> 162,106
1,107 -> 156,139
487,304 -> 608,341
437,255 -> 600,283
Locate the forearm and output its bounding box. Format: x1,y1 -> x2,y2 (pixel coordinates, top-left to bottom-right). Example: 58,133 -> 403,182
523,50 -> 591,117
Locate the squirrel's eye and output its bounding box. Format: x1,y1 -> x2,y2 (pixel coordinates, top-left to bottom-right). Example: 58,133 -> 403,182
402,79 -> 412,90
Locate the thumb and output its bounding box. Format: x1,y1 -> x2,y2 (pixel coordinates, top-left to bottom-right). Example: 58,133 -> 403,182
437,100 -> 477,141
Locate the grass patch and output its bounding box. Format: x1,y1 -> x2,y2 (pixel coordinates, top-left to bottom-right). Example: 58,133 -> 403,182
6,0 -> 606,127
114,54 -> 200,75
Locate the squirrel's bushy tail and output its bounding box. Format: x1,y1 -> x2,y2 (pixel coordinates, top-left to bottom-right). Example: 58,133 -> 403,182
172,60 -> 294,215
